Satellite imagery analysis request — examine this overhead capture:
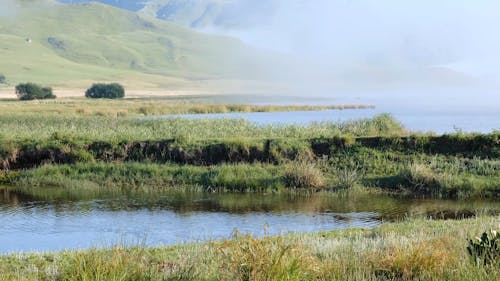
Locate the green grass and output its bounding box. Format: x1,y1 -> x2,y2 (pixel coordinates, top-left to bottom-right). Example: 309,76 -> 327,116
0,108 -> 499,197
0,1 -> 270,87
0,113 -> 404,141
0,217 -> 498,280
0,113 -> 499,197
10,162 -> 285,192
4,153 -> 500,197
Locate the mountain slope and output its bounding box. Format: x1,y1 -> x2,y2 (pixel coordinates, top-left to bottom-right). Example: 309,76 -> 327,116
57,0 -> 273,29
0,0 -> 268,88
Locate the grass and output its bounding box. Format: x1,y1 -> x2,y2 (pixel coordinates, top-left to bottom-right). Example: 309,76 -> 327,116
0,101 -> 498,197
0,113 -> 404,141
0,113 -> 498,197
0,98 -> 375,116
4,152 -> 500,197
7,162 -> 312,192
0,1 -> 271,87
0,217 -> 498,280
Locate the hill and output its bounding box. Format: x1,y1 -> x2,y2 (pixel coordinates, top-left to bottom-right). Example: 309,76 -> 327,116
56,0 -> 258,29
0,0 -> 271,89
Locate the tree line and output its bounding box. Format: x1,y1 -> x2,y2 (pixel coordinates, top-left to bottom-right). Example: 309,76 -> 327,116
14,82 -> 125,100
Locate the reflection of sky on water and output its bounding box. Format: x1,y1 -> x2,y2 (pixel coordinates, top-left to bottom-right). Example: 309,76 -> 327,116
1,189 -> 499,253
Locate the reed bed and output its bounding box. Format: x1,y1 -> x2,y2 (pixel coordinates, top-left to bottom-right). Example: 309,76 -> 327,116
5,155 -> 500,197
0,98 -> 375,117
0,113 -> 405,141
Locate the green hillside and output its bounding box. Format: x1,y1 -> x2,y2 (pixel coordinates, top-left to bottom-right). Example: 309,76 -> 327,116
0,0 -> 266,88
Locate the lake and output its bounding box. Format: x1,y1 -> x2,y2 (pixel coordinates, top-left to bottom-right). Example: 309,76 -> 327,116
146,87 -> 500,133
1,187 -> 498,253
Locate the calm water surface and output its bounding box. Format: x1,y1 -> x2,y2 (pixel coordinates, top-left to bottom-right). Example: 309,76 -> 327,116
1,187 -> 498,253
146,88 -> 500,133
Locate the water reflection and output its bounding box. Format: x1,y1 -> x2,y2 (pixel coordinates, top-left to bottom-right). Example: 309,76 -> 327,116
1,187 -> 499,253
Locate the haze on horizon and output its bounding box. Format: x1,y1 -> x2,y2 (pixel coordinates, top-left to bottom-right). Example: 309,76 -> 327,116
3,0 -> 500,107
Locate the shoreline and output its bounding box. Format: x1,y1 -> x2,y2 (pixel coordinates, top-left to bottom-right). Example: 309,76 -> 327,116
0,217 -> 498,280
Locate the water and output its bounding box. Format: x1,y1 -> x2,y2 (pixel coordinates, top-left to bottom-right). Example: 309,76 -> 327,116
144,87 -> 500,133
1,187 -> 498,253
155,109 -> 499,134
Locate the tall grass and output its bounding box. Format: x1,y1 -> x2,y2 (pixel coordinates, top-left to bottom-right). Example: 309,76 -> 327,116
1,217 -> 498,280
0,114 -> 405,142
0,98 -> 375,117
401,161 -> 500,198
11,162 -> 285,192
5,150 -> 500,197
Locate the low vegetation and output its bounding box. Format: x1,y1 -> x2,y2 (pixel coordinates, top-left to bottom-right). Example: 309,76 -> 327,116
0,113 -> 404,141
467,228 -> 500,267
0,114 -> 499,197
0,217 -> 498,280
15,83 -> 56,100
0,97 -> 376,117
85,83 -> 125,99
0,74 -> 6,84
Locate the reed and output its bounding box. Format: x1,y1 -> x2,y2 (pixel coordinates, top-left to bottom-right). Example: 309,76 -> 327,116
0,98 -> 375,117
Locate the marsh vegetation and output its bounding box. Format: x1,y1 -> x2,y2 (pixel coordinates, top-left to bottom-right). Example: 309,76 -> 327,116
0,98 -> 498,281
0,111 -> 499,198
0,217 -> 498,280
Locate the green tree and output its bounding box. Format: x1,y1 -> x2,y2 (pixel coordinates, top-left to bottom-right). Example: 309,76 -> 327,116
85,83 -> 125,99
0,74 -> 6,84
15,83 -> 56,100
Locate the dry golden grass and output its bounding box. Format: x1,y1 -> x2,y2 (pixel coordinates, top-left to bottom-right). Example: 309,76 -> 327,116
0,96 -> 375,117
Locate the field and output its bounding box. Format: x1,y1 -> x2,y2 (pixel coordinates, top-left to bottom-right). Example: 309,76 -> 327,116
0,217 -> 498,280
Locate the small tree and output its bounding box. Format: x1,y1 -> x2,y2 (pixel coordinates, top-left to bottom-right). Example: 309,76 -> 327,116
15,83 -> 56,100
0,74 -> 6,84
85,83 -> 125,99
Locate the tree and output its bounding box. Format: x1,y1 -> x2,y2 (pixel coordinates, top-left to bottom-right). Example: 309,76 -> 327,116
15,83 -> 56,100
85,83 -> 125,99
0,74 -> 6,84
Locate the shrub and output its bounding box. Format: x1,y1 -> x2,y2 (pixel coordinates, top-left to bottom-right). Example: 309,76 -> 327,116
401,163 -> 442,194
467,229 -> 500,267
85,83 -> 125,99
0,74 -> 6,84
15,83 -> 56,100
283,161 -> 326,189
334,168 -> 361,190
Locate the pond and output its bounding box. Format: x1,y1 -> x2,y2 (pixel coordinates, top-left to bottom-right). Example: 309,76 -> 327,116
1,187 -> 498,253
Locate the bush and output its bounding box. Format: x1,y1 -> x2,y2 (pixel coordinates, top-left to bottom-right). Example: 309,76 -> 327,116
0,74 -> 6,84
283,161 -> 326,189
15,83 -> 56,100
467,229 -> 500,267
85,83 -> 125,99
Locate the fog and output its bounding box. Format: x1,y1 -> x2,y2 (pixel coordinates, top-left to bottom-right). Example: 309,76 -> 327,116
0,0 -> 19,18
193,0 -> 500,96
